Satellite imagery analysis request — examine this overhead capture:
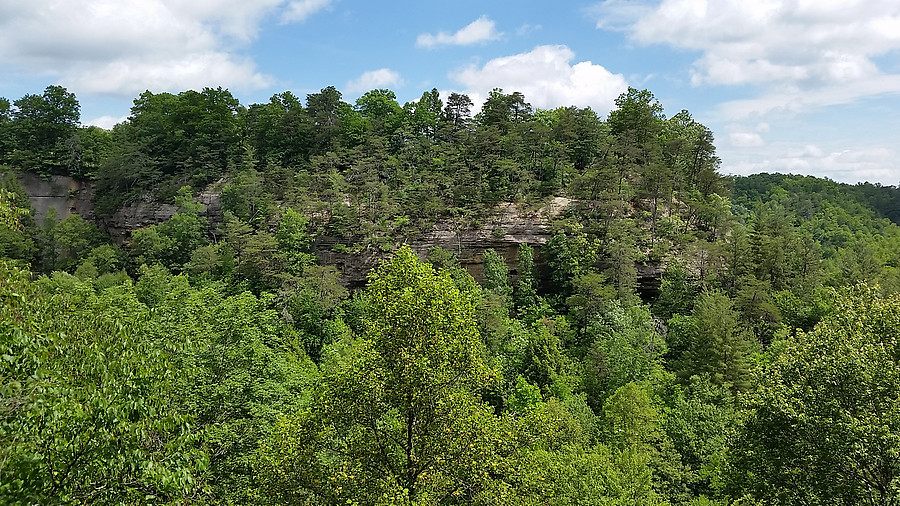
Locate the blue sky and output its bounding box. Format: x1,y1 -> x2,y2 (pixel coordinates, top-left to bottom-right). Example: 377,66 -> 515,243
2,0 -> 899,184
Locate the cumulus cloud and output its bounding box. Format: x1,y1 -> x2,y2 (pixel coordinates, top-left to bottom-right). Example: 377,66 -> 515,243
594,0 -> 900,117
451,45 -> 628,116
282,0 -> 333,23
0,0 -> 329,97
416,16 -> 502,48
722,143 -> 899,184
68,53 -> 272,96
729,132 -> 765,148
726,122 -> 770,147
346,68 -> 404,93
84,114 -> 129,130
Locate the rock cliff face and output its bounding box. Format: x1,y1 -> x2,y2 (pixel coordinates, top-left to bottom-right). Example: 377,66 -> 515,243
17,172 -> 94,224
17,174 -> 565,284
103,200 -> 178,242
17,173 -> 223,243
417,197 -> 571,275
17,175 -> 662,297
101,186 -> 222,243
313,198 -> 572,288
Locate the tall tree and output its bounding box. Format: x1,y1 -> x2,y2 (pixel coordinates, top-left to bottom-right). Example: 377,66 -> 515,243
482,248 -> 512,301
8,85 -> 80,175
355,89 -> 405,138
674,291 -> 755,392
515,243 -> 539,311
730,286 -> 900,505
258,246 -> 498,503
306,86 -> 344,153
123,87 -> 239,194
479,89 -> 532,134
607,88 -> 664,143
664,110 -> 722,195
406,88 -> 443,139
242,90 -> 311,167
442,92 -> 473,131
0,97 -> 13,163
607,88 -> 664,196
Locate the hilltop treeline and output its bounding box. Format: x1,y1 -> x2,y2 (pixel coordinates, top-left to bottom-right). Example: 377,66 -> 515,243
3,84 -> 900,504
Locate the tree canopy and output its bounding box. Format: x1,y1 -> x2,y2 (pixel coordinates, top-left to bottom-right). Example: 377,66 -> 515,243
3,82 -> 900,505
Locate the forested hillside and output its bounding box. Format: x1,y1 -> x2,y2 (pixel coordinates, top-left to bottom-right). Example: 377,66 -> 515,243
3,84 -> 900,505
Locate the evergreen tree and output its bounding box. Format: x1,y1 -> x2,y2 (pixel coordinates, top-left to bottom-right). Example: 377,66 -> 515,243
675,291 -> 755,392
482,248 -> 512,300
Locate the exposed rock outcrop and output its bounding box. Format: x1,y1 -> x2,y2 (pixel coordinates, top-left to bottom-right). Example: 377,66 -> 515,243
637,262 -> 665,299
17,172 -> 94,224
102,187 -> 222,243
103,200 -> 178,243
312,198 -> 572,288
17,173 -> 224,243
16,174 -> 663,298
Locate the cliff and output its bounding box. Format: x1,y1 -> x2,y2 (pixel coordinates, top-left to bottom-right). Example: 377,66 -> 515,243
17,174 -> 662,297
313,198 -> 572,288
17,173 -> 221,243
100,186 -> 222,243
17,172 -> 94,224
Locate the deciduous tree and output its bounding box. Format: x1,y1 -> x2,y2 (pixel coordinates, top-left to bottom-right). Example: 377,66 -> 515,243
729,286 -> 900,505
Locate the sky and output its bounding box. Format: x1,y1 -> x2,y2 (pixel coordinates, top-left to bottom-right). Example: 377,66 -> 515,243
2,0 -> 899,185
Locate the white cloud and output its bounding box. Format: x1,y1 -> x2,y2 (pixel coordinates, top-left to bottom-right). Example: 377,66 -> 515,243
68,53 -> 272,95
84,114 -> 129,129
717,73 -> 900,119
516,23 -> 542,37
594,0 -> 900,117
282,0 -> 332,23
346,68 -> 404,93
451,45 -> 628,116
416,16 -> 502,48
164,0 -> 286,41
788,144 -> 825,159
729,132 -> 765,148
726,122 -> 770,147
0,0 -> 326,97
722,143 -> 899,184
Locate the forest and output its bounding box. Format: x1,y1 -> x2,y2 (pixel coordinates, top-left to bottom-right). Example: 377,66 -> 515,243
3,83 -> 900,505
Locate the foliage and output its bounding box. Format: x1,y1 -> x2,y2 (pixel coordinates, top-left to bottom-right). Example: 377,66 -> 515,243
257,246 -> 499,503
583,301 -> 666,411
0,263 -> 207,504
3,86 -> 81,176
728,286 -> 900,505
482,248 -> 512,301
131,186 -> 208,271
4,82 -> 900,505
672,291 -> 757,392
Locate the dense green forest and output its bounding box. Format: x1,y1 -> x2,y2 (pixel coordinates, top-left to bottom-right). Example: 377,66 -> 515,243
3,84 -> 900,504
